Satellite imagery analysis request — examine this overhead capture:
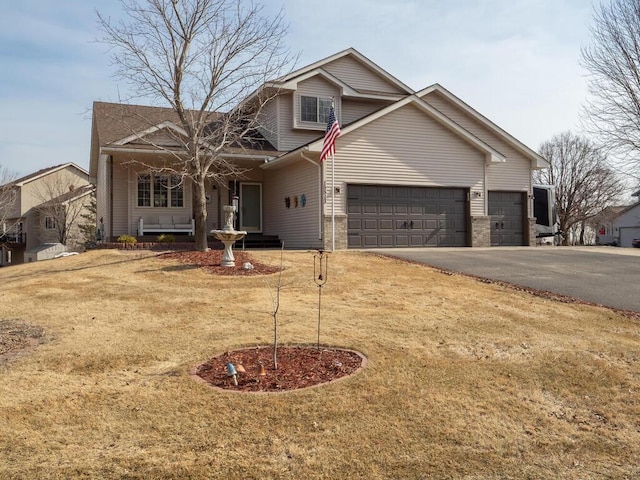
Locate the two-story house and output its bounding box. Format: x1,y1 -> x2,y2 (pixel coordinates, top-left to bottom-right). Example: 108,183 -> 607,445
595,190 -> 640,247
89,48 -> 548,250
0,163 -> 92,265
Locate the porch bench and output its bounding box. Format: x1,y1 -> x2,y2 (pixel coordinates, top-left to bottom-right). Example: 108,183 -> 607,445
138,215 -> 195,236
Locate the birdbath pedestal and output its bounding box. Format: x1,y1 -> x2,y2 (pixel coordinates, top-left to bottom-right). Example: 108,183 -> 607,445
210,205 -> 247,267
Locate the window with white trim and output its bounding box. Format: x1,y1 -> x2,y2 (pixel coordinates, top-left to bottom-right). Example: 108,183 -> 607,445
137,173 -> 184,208
300,95 -> 332,124
45,216 -> 56,230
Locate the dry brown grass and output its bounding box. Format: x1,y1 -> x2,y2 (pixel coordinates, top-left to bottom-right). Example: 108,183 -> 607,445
1,248 -> 639,479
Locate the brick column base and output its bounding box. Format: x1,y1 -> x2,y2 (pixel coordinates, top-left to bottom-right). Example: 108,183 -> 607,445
528,217 -> 536,246
323,215 -> 348,250
471,216 -> 491,247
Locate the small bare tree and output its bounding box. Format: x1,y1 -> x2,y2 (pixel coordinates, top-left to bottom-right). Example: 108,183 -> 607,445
536,132 -> 625,245
581,0 -> 640,180
98,0 -> 294,251
34,178 -> 93,250
0,165 -> 18,238
267,243 -> 284,370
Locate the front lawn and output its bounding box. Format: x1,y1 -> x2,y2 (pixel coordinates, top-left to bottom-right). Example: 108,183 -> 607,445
1,249 -> 639,479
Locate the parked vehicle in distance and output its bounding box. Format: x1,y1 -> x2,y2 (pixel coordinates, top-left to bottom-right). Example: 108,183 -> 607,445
632,238 -> 640,248
533,184 -> 559,244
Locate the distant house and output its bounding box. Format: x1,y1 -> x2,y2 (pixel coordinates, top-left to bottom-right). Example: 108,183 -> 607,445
595,191 -> 640,247
0,163 -> 92,265
90,48 -> 548,250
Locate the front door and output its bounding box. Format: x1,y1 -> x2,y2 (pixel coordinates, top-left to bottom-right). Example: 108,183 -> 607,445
240,183 -> 262,232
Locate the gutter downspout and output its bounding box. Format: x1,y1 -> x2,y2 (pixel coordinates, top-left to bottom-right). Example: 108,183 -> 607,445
484,156 -> 489,215
109,155 -> 114,241
301,150 -> 323,242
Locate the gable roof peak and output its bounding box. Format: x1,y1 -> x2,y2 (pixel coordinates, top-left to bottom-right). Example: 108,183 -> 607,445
274,47 -> 414,95
418,84 -> 549,169
9,163 -> 88,188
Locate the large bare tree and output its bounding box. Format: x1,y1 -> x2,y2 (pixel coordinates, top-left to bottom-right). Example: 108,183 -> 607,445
581,0 -> 640,180
98,0 -> 293,251
535,132 -> 625,245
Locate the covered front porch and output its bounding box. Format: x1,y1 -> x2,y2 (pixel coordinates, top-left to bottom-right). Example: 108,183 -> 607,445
99,150 -> 272,242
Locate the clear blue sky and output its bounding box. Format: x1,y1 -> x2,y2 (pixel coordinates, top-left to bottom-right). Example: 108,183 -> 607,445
0,0 -> 595,178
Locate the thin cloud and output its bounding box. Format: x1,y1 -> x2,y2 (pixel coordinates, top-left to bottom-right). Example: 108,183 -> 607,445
0,0 -> 597,176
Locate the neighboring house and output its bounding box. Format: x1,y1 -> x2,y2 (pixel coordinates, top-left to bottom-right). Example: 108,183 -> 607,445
595,192 -> 640,247
0,163 -> 92,265
90,48 -> 548,250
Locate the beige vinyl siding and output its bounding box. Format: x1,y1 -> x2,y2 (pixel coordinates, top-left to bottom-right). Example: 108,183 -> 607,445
323,55 -> 407,94
24,213 -> 39,251
16,165 -> 90,249
257,97 -> 280,149
327,104 -> 486,216
96,155 -> 109,237
130,130 -> 181,147
6,188 -> 20,219
422,91 -> 533,205
21,182 -> 41,216
294,77 -> 341,129
341,98 -> 392,126
20,166 -> 88,214
263,160 -> 322,249
485,158 -> 531,192
111,160 -> 129,236
278,93 -> 325,152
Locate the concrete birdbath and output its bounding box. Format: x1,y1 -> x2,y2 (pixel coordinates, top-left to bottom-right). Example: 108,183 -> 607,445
210,205 -> 247,267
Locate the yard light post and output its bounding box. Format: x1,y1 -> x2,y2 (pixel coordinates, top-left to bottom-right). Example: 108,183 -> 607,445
314,250 -> 329,349
226,362 -> 238,386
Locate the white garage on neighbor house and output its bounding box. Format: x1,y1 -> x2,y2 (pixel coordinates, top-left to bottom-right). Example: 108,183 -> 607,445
596,192 -> 640,247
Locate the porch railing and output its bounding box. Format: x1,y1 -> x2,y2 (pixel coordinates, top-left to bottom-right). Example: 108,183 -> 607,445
0,232 -> 26,244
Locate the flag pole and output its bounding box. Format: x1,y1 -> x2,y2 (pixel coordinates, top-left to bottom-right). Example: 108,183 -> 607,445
331,151 -> 335,251
320,98 -> 340,252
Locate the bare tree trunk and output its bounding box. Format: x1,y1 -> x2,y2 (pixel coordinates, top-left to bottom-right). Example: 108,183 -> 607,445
192,179 -> 209,252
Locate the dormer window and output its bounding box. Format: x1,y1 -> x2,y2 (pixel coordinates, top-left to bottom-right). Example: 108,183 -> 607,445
300,96 -> 333,124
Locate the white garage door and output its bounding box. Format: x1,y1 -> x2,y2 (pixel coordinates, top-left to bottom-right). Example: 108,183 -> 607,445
620,227 -> 640,247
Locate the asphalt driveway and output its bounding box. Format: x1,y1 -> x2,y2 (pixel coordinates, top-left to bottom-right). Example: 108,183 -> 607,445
373,246 -> 640,313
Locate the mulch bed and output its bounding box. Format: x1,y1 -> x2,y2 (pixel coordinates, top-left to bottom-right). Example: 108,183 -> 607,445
163,251 -> 366,392
194,346 -> 366,392
161,250 -> 281,276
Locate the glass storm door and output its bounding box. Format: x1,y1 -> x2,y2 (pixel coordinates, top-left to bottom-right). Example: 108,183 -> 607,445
240,183 -> 262,232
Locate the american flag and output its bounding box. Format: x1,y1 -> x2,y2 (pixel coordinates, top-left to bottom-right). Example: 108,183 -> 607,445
320,106 -> 341,162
